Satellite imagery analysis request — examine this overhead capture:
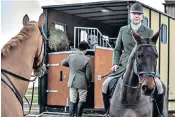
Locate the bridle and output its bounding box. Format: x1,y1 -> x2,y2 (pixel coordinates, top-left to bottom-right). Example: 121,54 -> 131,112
1,25 -> 47,116
123,44 -> 157,89
33,26 -> 46,69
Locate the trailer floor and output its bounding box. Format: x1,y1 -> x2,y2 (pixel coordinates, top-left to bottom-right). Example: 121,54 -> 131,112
40,113 -> 103,117
26,112 -> 104,117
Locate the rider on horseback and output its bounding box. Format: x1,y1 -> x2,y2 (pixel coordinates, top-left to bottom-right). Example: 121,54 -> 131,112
102,2 -> 164,117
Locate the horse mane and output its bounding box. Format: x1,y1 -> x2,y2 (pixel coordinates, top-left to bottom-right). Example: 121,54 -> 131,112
1,21 -> 39,57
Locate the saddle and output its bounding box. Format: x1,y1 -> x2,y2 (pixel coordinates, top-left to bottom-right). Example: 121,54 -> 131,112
107,71 -> 125,98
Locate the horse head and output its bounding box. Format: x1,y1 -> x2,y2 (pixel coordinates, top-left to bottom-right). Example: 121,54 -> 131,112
131,30 -> 160,96
22,13 -> 47,77
87,30 -> 98,49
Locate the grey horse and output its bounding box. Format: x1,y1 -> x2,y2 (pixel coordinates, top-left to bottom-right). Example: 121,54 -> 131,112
109,31 -> 168,117
87,34 -> 111,49
87,34 -> 98,49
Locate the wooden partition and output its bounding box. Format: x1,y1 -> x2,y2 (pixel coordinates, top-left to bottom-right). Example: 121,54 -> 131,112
47,48 -> 113,108
94,47 -> 113,108
47,51 -> 95,107
47,52 -> 70,106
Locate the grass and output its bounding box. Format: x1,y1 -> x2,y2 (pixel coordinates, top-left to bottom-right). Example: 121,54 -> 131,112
25,88 -> 38,103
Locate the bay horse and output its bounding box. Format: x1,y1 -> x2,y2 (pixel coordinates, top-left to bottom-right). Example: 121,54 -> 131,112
1,13 -> 46,117
109,30 -> 168,117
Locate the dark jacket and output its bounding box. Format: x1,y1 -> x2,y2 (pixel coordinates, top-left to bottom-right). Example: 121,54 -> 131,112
112,24 -> 154,75
62,51 -> 92,89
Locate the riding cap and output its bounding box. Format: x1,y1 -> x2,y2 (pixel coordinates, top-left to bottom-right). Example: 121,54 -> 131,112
130,3 -> 144,14
78,41 -> 90,51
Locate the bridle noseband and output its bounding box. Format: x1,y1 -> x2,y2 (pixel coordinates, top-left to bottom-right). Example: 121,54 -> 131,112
1,25 -> 47,116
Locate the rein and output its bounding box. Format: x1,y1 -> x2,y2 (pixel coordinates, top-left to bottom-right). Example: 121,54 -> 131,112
1,69 -> 37,82
1,69 -> 37,116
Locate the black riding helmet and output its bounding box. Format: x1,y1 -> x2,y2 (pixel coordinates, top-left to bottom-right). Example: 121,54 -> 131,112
78,41 -> 90,51
130,3 -> 144,14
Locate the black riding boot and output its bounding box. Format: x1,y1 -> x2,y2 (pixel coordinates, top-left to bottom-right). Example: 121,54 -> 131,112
156,93 -> 164,117
76,102 -> 84,117
69,102 -> 76,117
102,93 -> 110,117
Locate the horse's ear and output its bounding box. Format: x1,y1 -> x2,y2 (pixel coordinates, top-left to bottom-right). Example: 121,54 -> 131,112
151,29 -> 160,44
23,14 -> 29,26
38,13 -> 45,28
132,31 -> 142,44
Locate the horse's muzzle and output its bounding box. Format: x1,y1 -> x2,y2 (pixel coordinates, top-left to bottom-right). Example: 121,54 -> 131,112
142,85 -> 154,96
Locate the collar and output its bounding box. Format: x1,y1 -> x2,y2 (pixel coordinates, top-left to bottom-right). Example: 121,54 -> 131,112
127,24 -> 145,35
131,22 -> 141,32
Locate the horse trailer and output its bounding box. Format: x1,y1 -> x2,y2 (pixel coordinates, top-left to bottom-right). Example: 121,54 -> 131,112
39,0 -> 175,116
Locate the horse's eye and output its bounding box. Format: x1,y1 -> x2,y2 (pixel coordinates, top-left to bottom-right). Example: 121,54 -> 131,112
137,54 -> 143,58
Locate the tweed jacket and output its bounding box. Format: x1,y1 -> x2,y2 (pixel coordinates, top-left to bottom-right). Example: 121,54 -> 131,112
62,51 -> 92,89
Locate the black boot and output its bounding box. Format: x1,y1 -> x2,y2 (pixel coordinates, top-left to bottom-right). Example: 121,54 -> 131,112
69,102 -> 76,117
156,93 -> 164,117
102,93 -> 110,117
76,102 -> 84,117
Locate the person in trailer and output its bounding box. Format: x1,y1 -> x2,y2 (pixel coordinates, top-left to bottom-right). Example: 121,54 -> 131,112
62,41 -> 92,117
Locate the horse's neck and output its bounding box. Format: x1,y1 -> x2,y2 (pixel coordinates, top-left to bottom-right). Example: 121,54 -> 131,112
123,63 -> 139,88
1,39 -> 37,96
120,59 -> 143,103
